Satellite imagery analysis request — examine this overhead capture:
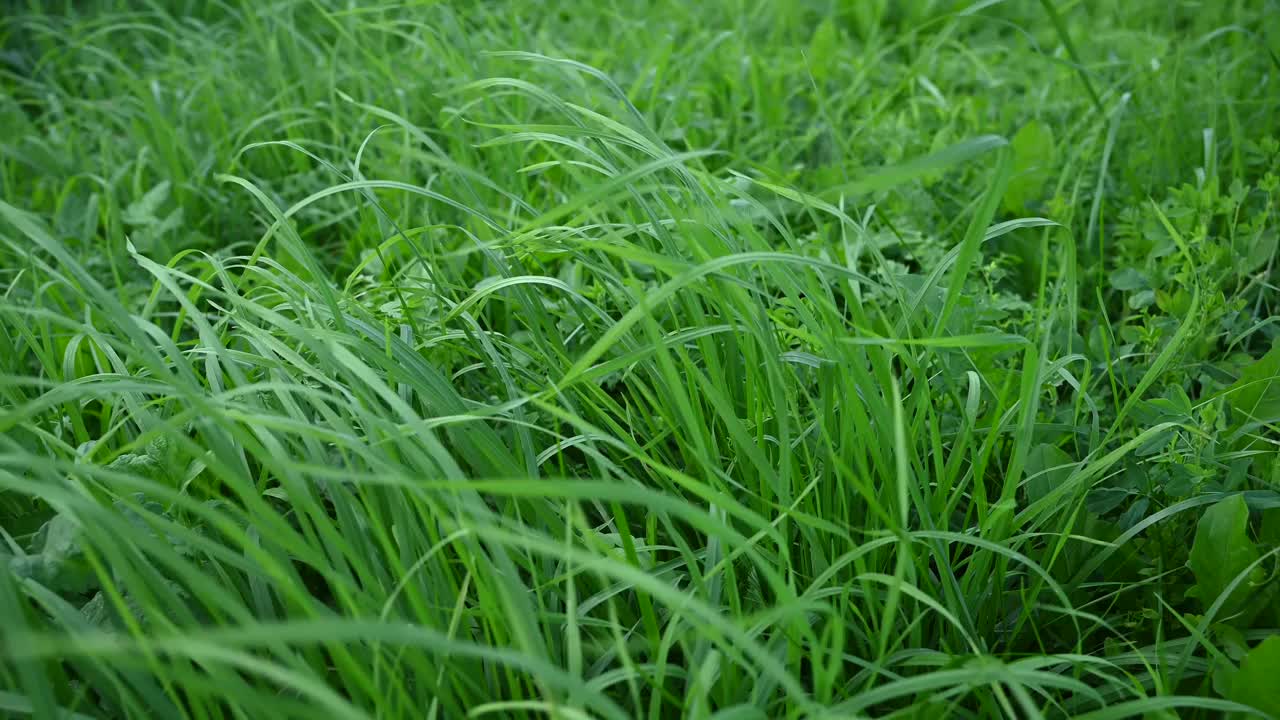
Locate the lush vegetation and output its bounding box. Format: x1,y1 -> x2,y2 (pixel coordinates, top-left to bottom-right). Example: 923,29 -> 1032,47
2,1 -> 1279,717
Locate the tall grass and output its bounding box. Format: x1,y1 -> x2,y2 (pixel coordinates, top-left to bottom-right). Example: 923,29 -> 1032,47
2,1 -> 1279,718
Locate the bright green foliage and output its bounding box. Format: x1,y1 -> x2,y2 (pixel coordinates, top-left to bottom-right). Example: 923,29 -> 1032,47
2,0 -> 1280,719
1224,341 -> 1280,429
6,515 -> 94,596
1227,636 -> 1280,717
806,18 -> 841,83
1188,495 -> 1265,623
1003,120 -> 1056,214
1024,443 -> 1074,505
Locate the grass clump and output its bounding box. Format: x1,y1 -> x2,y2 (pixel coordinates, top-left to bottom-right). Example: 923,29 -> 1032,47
2,1 -> 1280,718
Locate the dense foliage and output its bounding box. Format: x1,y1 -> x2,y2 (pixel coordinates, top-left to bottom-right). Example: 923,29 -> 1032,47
2,1 -> 1279,717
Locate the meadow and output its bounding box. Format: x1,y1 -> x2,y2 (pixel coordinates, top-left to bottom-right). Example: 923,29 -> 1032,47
2,0 -> 1279,717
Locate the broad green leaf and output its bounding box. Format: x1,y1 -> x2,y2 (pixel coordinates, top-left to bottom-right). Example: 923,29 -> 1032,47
1187,495 -> 1258,618
1262,508 -> 1280,548
1227,636 -> 1280,717
122,180 -> 172,226
1242,228 -> 1277,274
1128,289 -> 1157,309
1024,444 -> 1074,504
1216,624 -> 1251,662
1221,340 -> 1280,429
7,514 -> 96,594
1085,487 -> 1130,515
806,18 -> 839,82
1109,268 -> 1149,292
1002,120 -> 1056,213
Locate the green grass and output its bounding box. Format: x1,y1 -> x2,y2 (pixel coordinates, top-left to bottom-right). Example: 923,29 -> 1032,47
2,0 -> 1280,717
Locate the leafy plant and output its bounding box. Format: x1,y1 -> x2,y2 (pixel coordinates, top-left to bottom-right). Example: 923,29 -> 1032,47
1,1 -> 1279,718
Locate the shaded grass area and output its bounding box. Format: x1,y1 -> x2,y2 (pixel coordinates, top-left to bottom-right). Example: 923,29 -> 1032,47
2,0 -> 1280,717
